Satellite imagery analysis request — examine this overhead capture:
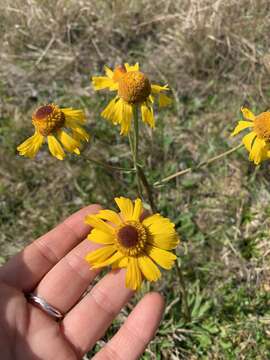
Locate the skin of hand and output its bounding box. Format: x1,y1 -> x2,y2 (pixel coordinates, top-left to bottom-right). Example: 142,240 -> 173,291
0,205 -> 165,360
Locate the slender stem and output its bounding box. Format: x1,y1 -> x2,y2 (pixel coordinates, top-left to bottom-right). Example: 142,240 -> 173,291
154,143 -> 244,186
81,154 -> 134,172
176,261 -> 191,323
130,106 -> 143,198
137,166 -> 157,213
129,106 -> 157,212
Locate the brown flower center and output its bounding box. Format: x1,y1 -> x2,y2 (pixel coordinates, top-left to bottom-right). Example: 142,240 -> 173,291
117,225 -> 139,248
116,221 -> 147,256
254,112 -> 270,141
32,104 -> 65,136
118,71 -> 151,104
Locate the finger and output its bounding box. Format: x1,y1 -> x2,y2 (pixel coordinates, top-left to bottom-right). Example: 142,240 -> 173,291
33,238 -> 100,314
0,204 -> 101,291
62,269 -> 134,357
93,292 -> 164,360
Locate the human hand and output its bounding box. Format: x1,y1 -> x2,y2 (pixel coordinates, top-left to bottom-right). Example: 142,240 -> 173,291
0,205 -> 164,360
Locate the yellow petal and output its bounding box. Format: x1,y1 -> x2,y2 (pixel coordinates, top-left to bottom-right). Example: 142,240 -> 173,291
57,130 -> 81,154
141,102 -> 155,128
126,258 -> 142,290
143,214 -> 179,250
120,101 -> 133,135
101,97 -> 122,125
132,199 -> 143,221
151,84 -> 169,94
65,121 -> 90,142
17,132 -> 44,158
85,214 -> 115,235
241,107 -> 255,121
88,228 -> 114,245
96,210 -> 122,226
138,255 -> 161,282
114,197 -> 134,221
85,245 -> 116,267
112,257 -> 129,269
146,245 -> 177,270
159,93 -> 172,107
231,121 -> 254,136
91,251 -> 123,268
104,65 -> 113,79
47,135 -> 65,160
125,63 -> 139,72
242,131 -> 256,151
249,137 -> 266,165
62,108 -> 86,125
92,76 -> 118,91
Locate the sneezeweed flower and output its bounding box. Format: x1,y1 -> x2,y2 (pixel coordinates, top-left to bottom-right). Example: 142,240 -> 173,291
92,63 -> 172,135
17,104 -> 89,160
231,107 -> 270,165
85,196 -> 179,290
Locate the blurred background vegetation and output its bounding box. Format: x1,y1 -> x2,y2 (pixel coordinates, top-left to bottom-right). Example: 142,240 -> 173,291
1,0 -> 270,358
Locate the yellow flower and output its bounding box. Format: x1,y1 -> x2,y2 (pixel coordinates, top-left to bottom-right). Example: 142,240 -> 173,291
85,196 -> 179,290
92,63 -> 172,135
17,104 -> 89,160
231,107 -> 270,165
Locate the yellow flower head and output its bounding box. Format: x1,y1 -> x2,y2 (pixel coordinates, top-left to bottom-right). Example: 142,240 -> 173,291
92,63 -> 172,135
17,104 -> 89,160
231,107 -> 270,165
85,197 -> 179,290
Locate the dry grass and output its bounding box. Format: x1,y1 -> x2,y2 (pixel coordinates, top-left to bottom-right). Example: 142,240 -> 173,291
1,0 -> 270,358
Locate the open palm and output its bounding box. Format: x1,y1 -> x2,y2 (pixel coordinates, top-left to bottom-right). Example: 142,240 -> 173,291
0,205 -> 164,360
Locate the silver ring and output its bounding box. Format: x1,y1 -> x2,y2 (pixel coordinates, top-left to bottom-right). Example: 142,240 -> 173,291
26,293 -> 64,321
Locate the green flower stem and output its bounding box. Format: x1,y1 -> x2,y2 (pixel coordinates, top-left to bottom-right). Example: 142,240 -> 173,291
176,261 -> 191,323
154,143 -> 244,186
130,106 -> 157,212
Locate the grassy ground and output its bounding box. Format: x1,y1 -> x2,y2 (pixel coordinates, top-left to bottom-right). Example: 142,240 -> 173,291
1,0 -> 270,358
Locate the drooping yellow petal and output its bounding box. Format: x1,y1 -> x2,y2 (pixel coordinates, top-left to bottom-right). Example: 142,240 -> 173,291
138,255 -> 161,282
57,130 -> 80,154
85,245 -> 116,267
159,93 -> 172,107
125,63 -> 139,72
249,137 -> 266,165
96,209 -> 122,226
101,97 -> 120,125
87,228 -> 114,245
231,121 -> 254,136
17,132 -> 44,158
143,214 -> 179,250
91,251 -> 124,269
241,107 -> 255,121
92,76 -> 118,91
47,135 -> 65,160
119,100 -> 133,135
242,131 -> 256,151
132,199 -> 143,221
85,215 -> 115,235
126,257 -> 142,290
151,84 -> 169,94
62,108 -> 86,125
141,102 -> 155,128
64,120 -> 90,142
114,197 -> 134,221
146,245 -> 177,270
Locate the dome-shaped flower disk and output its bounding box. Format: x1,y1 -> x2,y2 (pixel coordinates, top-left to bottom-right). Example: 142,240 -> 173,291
231,107 -> 270,165
17,104 -> 89,160
92,63 -> 172,135
85,197 -> 179,290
